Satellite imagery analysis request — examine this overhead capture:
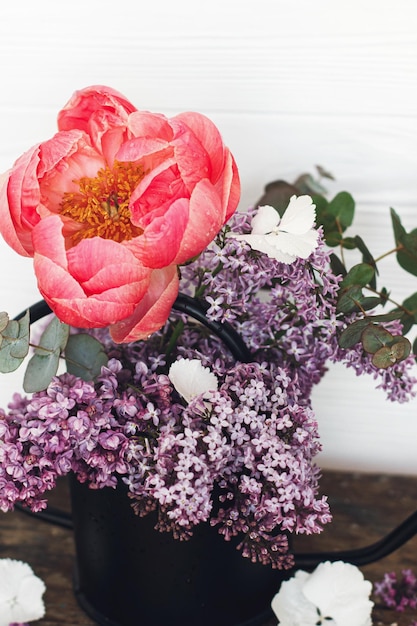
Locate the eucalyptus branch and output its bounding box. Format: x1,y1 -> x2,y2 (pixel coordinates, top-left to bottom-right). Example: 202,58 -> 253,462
373,245 -> 404,264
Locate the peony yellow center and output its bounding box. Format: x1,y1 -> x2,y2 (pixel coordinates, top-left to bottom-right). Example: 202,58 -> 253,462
60,160 -> 145,244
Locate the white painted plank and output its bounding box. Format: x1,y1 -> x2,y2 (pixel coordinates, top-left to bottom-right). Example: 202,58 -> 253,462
0,0 -> 416,473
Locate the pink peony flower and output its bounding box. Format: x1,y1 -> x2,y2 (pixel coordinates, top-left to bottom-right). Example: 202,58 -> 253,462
0,85 -> 240,341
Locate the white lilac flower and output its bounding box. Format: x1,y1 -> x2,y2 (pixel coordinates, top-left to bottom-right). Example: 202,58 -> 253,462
229,195 -> 318,263
0,559 -> 46,626
168,358 -> 218,404
271,560 -> 373,626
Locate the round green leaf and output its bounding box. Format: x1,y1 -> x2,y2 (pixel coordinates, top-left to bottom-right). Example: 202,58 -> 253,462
35,316 -> 69,354
371,337 -> 411,368
336,285 -> 364,314
65,334 -> 108,381
340,263 -> 375,289
0,312 -> 9,333
327,191 -> 355,229
338,319 -> 371,349
0,311 -> 30,373
372,346 -> 397,369
361,326 -> 393,354
23,350 -> 61,393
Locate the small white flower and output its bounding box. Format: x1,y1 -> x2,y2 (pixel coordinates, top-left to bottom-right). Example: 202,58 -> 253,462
168,358 -> 218,404
0,558 -> 46,626
230,195 -> 319,263
271,560 -> 373,626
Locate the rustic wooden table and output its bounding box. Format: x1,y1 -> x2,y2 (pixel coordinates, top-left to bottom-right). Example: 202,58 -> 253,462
0,470 -> 416,625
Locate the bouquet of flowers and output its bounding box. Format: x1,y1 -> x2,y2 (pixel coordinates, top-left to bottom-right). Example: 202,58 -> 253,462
0,86 -> 416,571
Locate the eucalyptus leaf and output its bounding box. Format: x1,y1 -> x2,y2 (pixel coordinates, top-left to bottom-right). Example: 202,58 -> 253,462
0,312 -> 9,333
361,325 -> 393,354
400,292 -> 417,333
23,351 -> 61,393
336,285 -> 364,314
340,263 -> 375,289
0,311 -> 30,373
315,165 -> 335,181
65,334 -> 108,381
372,346 -> 398,369
338,319 -> 371,349
254,180 -> 299,214
34,316 -> 70,354
325,231 -> 343,247
371,337 -> 411,369
359,296 -> 382,311
340,237 -> 357,250
22,316 -> 69,392
397,231 -> 417,277
390,207 -> 406,245
339,310 -> 406,350
327,192 -> 355,229
293,173 -> 327,195
391,209 -> 417,276
329,253 -> 347,278
354,235 -> 378,288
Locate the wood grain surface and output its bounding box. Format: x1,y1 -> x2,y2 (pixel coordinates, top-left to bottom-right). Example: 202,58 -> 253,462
0,470 -> 416,625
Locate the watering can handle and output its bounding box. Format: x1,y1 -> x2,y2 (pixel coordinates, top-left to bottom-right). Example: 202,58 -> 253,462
13,298 -> 417,569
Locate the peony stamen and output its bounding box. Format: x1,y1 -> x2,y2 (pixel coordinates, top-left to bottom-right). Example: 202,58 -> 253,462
60,160 -> 144,244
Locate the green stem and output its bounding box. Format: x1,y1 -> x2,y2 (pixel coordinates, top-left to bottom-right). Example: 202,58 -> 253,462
164,318 -> 185,360
373,245 -> 403,264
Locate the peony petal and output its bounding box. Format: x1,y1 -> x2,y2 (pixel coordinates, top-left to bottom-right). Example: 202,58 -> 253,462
126,197 -> 189,268
58,85 -> 138,164
110,266 -> 179,342
58,84 -> 137,134
128,110 -> 174,142
171,112 -> 225,183
219,150 -> 241,221
0,146 -> 43,256
32,215 -> 70,269
66,237 -> 150,293
38,129 -> 104,209
32,219 -> 152,327
115,135 -> 171,164
172,179 -> 225,265
128,158 -> 181,224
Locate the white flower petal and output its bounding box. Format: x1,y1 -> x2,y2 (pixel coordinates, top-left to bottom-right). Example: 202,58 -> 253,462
303,561 -> 373,626
250,204 -> 280,235
168,359 -> 218,404
267,229 -> 319,260
0,558 -> 46,626
231,233 -> 297,263
227,195 -> 318,263
271,570 -> 319,625
279,195 -> 316,234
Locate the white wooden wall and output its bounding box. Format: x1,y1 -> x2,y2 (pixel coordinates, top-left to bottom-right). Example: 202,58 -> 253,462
0,0 -> 417,473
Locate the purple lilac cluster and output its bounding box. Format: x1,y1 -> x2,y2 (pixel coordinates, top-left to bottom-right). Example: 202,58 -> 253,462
0,353 -> 330,569
0,205 -> 415,569
374,569 -> 417,612
181,208 -> 417,403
